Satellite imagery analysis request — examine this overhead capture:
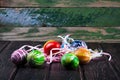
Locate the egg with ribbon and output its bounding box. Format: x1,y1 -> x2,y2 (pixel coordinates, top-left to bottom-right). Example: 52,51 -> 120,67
74,47 -> 91,64
11,49 -> 28,65
43,40 -> 61,55
27,50 -> 45,67
61,53 -> 79,69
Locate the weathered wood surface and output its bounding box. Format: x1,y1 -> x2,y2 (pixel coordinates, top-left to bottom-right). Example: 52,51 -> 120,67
1,0 -> 120,7
0,41 -> 120,80
101,43 -> 120,80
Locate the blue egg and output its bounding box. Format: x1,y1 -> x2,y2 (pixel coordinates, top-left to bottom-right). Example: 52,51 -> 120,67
71,40 -> 87,49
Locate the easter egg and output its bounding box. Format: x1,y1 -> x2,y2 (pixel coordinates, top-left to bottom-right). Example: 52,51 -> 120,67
75,47 -> 91,64
27,50 -> 40,61
71,40 -> 87,49
27,50 -> 45,67
61,53 -> 79,69
43,40 -> 61,55
11,49 -> 27,65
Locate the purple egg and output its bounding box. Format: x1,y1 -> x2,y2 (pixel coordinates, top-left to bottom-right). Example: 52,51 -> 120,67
11,49 -> 28,65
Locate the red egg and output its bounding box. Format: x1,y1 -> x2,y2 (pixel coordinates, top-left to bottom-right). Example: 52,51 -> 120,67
43,40 -> 61,55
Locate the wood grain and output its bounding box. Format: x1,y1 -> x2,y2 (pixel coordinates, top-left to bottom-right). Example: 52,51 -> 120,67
81,42 -> 102,80
49,63 -> 81,80
1,0 -> 120,7
14,64 -> 50,80
101,43 -> 120,80
81,42 -> 120,80
0,41 -> 10,52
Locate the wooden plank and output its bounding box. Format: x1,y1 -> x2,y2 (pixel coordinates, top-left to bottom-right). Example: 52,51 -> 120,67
1,0 -> 120,7
0,41 -> 43,80
81,42 -> 102,80
0,41 -> 10,52
14,64 -> 50,80
81,42 -> 119,80
101,43 -> 120,80
49,63 -> 81,80
14,41 -> 50,80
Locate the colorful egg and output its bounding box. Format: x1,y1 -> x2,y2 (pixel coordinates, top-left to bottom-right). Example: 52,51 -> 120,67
75,47 -> 91,64
71,40 -> 87,49
61,53 -> 79,69
27,50 -> 45,67
43,40 -> 61,55
11,49 -> 28,65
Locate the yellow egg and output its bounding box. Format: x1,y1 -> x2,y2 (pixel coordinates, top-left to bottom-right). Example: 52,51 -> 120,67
74,47 -> 91,64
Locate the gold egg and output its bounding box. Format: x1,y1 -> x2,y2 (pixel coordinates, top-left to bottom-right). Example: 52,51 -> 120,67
74,47 -> 91,64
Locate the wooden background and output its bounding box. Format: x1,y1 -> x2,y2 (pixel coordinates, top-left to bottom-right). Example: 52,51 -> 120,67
1,0 -> 120,7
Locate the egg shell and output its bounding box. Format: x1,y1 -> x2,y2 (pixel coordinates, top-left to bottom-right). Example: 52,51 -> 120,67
29,53 -> 45,67
61,53 -> 79,69
43,40 -> 61,55
11,49 -> 27,65
71,40 -> 87,48
27,50 -> 45,67
27,50 -> 41,61
75,48 -> 91,64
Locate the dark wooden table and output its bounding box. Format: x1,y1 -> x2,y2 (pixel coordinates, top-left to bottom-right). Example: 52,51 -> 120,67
0,41 -> 120,80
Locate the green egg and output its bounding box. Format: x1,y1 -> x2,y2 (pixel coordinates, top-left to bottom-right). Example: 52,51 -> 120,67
27,50 -> 41,61
27,50 -> 45,67
61,53 -> 79,69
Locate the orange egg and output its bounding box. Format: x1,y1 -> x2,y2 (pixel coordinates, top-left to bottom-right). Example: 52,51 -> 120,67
74,47 -> 91,64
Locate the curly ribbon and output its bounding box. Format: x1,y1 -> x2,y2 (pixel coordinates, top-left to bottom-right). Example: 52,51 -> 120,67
58,34 -> 74,49
89,49 -> 111,61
